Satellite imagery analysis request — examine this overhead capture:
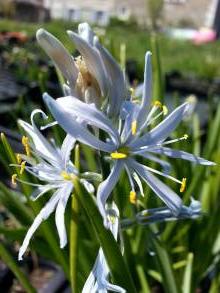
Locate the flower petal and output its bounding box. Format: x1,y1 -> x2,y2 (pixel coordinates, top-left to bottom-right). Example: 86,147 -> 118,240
36,29 -> 78,91
30,184 -> 55,201
19,115 -> 61,166
94,37 -> 126,117
97,160 -> 124,226
18,190 -> 60,260
138,51 -> 152,129
56,96 -> 120,145
78,22 -> 95,45
130,102 -> 191,149
128,159 -> 182,215
55,183 -> 73,248
67,30 -> 108,97
139,152 -> 171,173
43,93 -> 115,153
147,146 -> 216,166
61,134 -> 76,168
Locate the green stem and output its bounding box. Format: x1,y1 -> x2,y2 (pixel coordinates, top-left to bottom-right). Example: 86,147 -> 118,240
73,177 -> 137,293
70,144 -> 80,293
0,243 -> 36,293
151,234 -> 180,293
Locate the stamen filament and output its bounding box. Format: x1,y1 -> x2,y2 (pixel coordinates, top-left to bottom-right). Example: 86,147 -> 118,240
157,134 -> 189,146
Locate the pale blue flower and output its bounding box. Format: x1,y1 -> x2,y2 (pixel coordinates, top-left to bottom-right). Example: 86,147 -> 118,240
43,52 -> 215,226
122,198 -> 202,228
37,23 -> 126,116
12,110 -> 94,260
82,203 -> 125,293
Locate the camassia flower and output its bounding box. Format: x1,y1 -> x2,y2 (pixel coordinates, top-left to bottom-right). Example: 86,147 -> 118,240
43,52 -> 215,226
11,110 -> 94,260
36,22 -> 126,116
82,203 -> 125,293
121,198 -> 202,229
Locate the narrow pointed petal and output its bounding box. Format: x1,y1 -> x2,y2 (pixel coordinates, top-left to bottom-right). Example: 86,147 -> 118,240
55,183 -> 73,248
148,146 -> 216,165
36,29 -> 78,90
61,134 -> 76,168
43,93 -> 115,152
138,51 -> 152,128
18,191 -> 60,260
67,30 -> 108,96
30,184 -> 55,200
97,161 -> 123,226
56,96 -> 120,145
130,102 -> 191,149
94,37 -> 126,116
139,153 -> 171,173
78,22 -> 95,45
18,117 -> 61,165
128,159 -> 182,215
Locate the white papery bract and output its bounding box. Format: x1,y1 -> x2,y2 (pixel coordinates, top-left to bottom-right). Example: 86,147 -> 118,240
14,110 -> 94,260
37,23 -> 126,117
43,50 -> 215,227
82,203 -> 125,293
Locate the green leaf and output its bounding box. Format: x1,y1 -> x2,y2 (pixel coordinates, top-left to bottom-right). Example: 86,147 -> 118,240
151,235 -> 180,293
0,183 -> 33,226
0,242 -> 36,293
72,177 -> 137,293
182,253 -> 193,293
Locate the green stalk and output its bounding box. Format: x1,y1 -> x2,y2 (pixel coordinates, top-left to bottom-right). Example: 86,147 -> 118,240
151,34 -> 164,103
70,144 -> 80,293
151,235 -> 179,293
72,177 -> 137,293
0,243 -> 36,293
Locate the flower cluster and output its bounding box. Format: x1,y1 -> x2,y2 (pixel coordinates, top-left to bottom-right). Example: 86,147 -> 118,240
12,23 -> 215,292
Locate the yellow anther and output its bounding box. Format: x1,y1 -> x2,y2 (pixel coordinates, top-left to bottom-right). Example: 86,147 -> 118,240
163,105 -> 168,115
183,134 -> 189,140
180,178 -> 187,193
11,174 -> 17,186
20,161 -> 26,175
22,136 -> 28,146
22,136 -> 31,156
154,100 -> 163,108
16,154 -> 22,164
110,152 -> 127,159
129,191 -> 137,204
131,120 -> 137,135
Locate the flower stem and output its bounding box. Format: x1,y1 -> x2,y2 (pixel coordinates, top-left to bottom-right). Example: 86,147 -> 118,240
70,144 -> 80,293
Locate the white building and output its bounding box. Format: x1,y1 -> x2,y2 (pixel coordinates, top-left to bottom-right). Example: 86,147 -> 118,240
44,0 -> 220,30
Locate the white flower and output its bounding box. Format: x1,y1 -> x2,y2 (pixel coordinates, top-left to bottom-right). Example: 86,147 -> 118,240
36,23 -> 126,116
12,110 -> 94,260
43,51 -> 215,227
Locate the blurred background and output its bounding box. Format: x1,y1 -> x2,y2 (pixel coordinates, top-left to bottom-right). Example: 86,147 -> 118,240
0,1 -> 220,292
